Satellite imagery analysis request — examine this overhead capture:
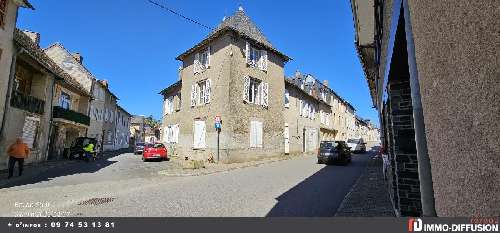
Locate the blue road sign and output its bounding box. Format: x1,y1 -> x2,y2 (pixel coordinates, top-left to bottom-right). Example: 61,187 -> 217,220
215,123 -> 221,129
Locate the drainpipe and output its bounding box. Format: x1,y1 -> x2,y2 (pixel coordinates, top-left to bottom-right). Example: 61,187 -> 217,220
45,76 -> 56,160
403,0 -> 437,217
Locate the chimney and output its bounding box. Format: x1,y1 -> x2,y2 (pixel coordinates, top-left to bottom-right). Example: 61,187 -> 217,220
178,66 -> 182,80
99,80 -> 109,88
72,53 -> 83,64
294,70 -> 301,79
323,80 -> 329,87
22,30 -> 40,47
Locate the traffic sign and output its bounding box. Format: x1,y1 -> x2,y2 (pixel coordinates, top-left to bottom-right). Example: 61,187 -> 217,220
215,122 -> 221,129
215,116 -> 221,123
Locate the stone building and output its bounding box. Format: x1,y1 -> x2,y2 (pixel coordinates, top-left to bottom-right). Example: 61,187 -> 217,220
45,43 -> 123,152
130,115 -> 145,145
0,29 -> 89,169
114,105 -> 131,150
0,0 -> 33,154
161,7 -> 290,162
351,0 -> 499,216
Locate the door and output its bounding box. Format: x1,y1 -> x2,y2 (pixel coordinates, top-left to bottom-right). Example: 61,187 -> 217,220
284,124 -> 289,154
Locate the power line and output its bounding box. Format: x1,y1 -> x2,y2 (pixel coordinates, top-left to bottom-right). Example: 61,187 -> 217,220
147,0 -> 214,30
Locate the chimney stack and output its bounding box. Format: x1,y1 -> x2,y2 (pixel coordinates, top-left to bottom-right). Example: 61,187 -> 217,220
22,30 -> 40,47
294,70 -> 301,79
72,53 -> 83,64
323,80 -> 329,87
99,80 -> 109,88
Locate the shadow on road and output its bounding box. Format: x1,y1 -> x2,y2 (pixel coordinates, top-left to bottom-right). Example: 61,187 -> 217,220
266,151 -> 375,217
0,149 -> 129,189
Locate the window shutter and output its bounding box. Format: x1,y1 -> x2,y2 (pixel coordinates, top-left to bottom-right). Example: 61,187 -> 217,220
284,90 -> 290,108
206,46 -> 211,68
200,121 -> 206,148
194,53 -> 200,73
256,121 -> 263,148
299,100 -> 303,116
243,76 -> 250,102
261,50 -> 268,71
255,82 -> 261,105
250,121 -> 256,147
262,82 -> 269,107
22,117 -> 39,149
206,79 -> 212,103
245,41 -> 250,64
191,84 -> 197,107
173,124 -> 179,143
169,97 -> 174,113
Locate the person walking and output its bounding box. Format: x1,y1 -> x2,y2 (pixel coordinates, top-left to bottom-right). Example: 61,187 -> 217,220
7,138 -> 30,179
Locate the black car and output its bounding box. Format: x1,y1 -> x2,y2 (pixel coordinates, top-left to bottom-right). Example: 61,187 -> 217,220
134,142 -> 146,154
317,140 -> 352,165
66,137 -> 97,160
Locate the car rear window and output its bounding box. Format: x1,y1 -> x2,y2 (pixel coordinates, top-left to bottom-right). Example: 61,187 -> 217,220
152,143 -> 165,148
320,142 -> 338,148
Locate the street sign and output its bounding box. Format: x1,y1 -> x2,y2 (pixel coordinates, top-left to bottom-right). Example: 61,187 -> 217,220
215,122 -> 221,129
215,116 -> 221,123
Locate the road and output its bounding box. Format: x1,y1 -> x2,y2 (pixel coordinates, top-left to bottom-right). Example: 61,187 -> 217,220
0,152 -> 373,217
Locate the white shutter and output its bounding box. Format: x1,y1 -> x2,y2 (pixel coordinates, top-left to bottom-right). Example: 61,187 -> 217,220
22,117 -> 40,149
299,100 -> 303,116
205,79 -> 211,103
169,97 -> 174,113
261,50 -> 268,71
194,53 -> 200,73
255,82 -> 261,105
245,41 -> 250,64
262,82 -> 269,107
284,89 -> 290,108
191,84 -> 197,107
207,47 -> 211,68
243,76 -> 250,102
173,124 -> 179,143
256,121 -> 263,148
250,121 -> 256,147
312,107 -> 316,120
200,121 -> 206,148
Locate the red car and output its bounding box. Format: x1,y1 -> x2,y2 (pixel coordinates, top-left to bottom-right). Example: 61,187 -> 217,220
142,143 -> 168,162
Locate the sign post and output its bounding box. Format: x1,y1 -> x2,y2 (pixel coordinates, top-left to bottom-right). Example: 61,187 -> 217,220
215,116 -> 222,162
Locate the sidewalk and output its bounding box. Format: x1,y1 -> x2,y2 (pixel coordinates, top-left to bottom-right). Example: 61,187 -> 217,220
335,154 -> 396,217
158,154 -> 313,177
0,149 -> 130,188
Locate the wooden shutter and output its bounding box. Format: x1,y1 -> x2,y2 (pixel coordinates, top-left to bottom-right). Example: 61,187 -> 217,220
191,84 -> 197,107
262,82 -> 269,107
250,121 -> 256,147
22,116 -> 40,149
194,53 -> 200,73
284,89 -> 290,108
194,120 -> 206,148
173,124 -> 179,143
256,121 -> 263,148
245,41 -> 250,64
207,47 -> 211,68
243,76 -> 250,102
206,79 -> 212,103
261,50 -> 268,71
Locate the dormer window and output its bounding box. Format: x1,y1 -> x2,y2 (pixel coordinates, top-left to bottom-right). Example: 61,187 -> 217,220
194,47 -> 211,74
245,41 -> 268,71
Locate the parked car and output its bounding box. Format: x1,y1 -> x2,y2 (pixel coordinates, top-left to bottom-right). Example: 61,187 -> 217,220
134,142 -> 146,154
347,138 -> 367,153
142,143 -> 168,162
317,140 -> 352,165
66,137 -> 98,160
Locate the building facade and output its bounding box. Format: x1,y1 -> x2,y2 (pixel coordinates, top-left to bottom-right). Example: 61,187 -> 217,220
351,0 -> 499,216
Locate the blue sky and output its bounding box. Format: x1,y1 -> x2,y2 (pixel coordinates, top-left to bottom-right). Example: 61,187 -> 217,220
17,0 -> 378,126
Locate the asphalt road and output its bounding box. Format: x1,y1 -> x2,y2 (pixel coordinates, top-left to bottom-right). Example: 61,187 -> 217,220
0,152 -> 372,217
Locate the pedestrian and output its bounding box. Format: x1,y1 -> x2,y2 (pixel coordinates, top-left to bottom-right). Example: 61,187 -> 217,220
7,138 -> 30,179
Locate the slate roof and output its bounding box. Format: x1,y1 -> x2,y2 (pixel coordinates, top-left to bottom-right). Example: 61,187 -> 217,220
176,8 -> 290,61
13,29 -> 90,97
159,80 -> 181,96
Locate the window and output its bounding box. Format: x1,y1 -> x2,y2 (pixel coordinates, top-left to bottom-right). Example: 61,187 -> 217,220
193,120 -> 206,149
243,76 -> 268,107
284,89 -> 290,108
164,96 -> 174,115
164,124 -> 179,144
59,91 -> 71,109
0,0 -> 7,28
191,79 -> 211,107
299,100 -> 315,120
250,120 -> 263,148
194,47 -> 211,73
245,41 -> 268,71
22,116 -> 39,149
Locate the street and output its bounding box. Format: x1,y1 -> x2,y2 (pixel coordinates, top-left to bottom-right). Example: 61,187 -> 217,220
0,152 -> 373,217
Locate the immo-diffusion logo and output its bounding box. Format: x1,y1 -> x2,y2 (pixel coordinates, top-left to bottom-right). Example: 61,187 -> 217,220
408,218 -> 499,232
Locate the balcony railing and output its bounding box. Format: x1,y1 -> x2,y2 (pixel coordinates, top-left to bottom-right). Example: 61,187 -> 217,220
53,106 -> 90,126
10,91 -> 45,114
